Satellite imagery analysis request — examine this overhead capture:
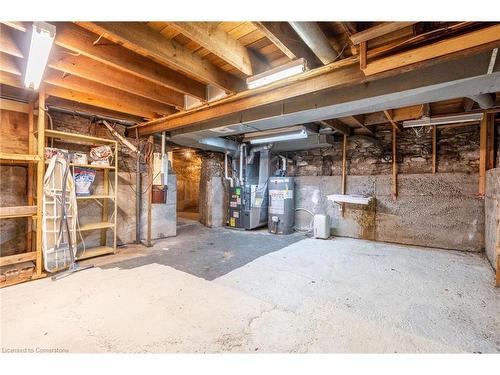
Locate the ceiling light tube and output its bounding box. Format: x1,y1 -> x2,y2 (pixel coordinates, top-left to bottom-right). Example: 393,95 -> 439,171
24,22 -> 56,90
247,58 -> 306,89
402,113 -> 484,128
247,128 -> 309,145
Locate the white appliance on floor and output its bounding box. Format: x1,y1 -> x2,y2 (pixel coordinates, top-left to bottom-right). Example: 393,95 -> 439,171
313,214 -> 330,239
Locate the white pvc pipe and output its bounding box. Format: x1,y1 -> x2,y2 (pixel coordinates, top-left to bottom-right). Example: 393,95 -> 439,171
224,151 -> 234,188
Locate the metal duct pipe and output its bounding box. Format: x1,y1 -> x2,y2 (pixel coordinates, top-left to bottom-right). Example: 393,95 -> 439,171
289,22 -> 341,64
239,143 -> 247,187
467,93 -> 496,109
279,155 -> 288,173
247,144 -> 273,164
224,151 -> 234,188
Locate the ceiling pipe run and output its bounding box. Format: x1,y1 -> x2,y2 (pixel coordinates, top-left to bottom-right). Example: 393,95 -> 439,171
467,93 -> 496,109
289,22 -> 341,64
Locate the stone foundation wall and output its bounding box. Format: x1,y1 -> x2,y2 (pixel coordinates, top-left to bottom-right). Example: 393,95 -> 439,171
294,173 -> 484,252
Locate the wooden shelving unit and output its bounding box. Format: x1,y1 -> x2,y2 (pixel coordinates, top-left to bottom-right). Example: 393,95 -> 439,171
40,129 -> 119,262
0,96 -> 45,287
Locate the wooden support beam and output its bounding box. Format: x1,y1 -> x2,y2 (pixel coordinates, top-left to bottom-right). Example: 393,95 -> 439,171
146,136 -> 154,248
363,24 -> 500,76
138,59 -> 364,135
289,22 -> 341,65
49,51 -> 185,109
364,105 -> 424,126
350,22 -> 418,45
479,112 -> 487,197
75,22 -> 243,93
0,53 -> 21,75
46,97 -> 142,123
359,41 -> 367,70
341,134 -> 348,217
392,126 -> 398,201
253,22 -> 323,68
54,23 -> 206,100
346,114 -> 375,135
27,102 -> 35,253
168,22 -> 254,76
384,109 -> 403,132
44,70 -> 176,118
0,25 -> 23,58
487,113 -> 495,170
317,119 -> 351,136
0,70 -> 24,88
432,125 -> 437,173
35,87 -> 45,276
1,21 -> 29,33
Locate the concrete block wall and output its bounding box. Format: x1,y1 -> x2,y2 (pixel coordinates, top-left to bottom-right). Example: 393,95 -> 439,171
485,168 -> 500,270
295,173 -> 485,252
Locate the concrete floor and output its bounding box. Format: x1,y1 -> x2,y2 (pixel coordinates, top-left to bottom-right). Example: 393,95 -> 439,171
1,223 -> 499,353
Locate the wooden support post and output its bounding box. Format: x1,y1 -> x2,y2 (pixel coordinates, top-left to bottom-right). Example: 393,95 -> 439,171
26,102 -> 35,251
101,169 -> 109,246
487,113 -> 495,170
392,126 -> 398,201
359,41 -> 367,70
114,141 -> 118,253
341,134 -> 348,217
146,135 -> 154,247
35,87 -> 46,276
432,125 -> 437,174
479,113 -> 487,197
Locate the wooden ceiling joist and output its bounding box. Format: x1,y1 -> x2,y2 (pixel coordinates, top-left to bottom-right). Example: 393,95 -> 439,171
0,71 -> 24,89
0,53 -> 22,76
1,21 -> 29,33
54,23 -> 207,100
317,119 -> 351,135
44,84 -> 159,120
364,105 -> 423,126
75,22 -> 243,93
253,22 -> 323,68
350,22 -> 418,45
48,50 -> 185,109
363,24 -> 500,76
43,70 -> 176,118
168,22 -> 254,76
46,96 -> 143,123
0,25 -> 24,58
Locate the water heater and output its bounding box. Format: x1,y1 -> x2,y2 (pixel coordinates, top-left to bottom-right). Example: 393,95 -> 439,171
268,177 -> 295,235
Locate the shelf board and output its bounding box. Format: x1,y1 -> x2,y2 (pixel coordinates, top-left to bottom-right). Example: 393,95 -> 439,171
45,161 -> 115,170
0,152 -> 40,163
0,251 -> 36,267
79,222 -> 115,232
76,195 -> 115,200
76,246 -> 114,260
0,205 -> 37,219
39,129 -> 117,146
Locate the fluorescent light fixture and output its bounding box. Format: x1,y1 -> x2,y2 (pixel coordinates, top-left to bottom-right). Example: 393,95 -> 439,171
24,22 -> 56,90
402,113 -> 484,128
244,126 -> 309,145
246,58 -> 307,89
